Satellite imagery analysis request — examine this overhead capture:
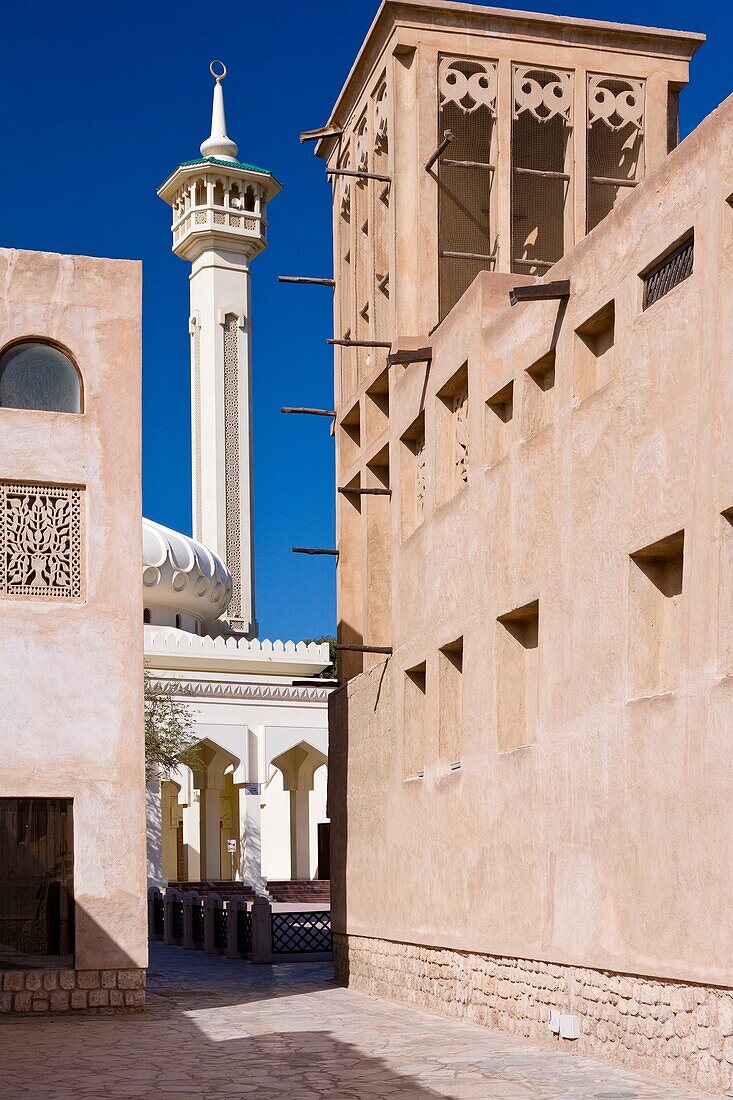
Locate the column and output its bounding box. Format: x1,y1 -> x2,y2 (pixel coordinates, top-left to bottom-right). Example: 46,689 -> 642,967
182,800 -> 201,881
237,784 -> 265,890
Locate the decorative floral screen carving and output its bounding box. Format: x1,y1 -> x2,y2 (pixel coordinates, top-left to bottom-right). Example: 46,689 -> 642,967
0,483 -> 82,599
439,56 -> 498,115
513,66 -> 573,124
356,117 -> 369,173
588,74 -> 645,133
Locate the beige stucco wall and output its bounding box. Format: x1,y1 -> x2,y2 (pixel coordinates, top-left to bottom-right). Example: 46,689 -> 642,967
0,248 -> 147,971
329,91 -> 733,994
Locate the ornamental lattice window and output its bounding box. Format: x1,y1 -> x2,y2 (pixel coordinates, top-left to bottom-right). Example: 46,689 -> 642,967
511,65 -> 573,275
223,314 -> 243,622
437,56 -> 498,320
587,74 -> 645,233
0,483 -> 83,599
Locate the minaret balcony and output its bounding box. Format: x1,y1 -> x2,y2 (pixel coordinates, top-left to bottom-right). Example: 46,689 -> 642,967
172,202 -> 268,259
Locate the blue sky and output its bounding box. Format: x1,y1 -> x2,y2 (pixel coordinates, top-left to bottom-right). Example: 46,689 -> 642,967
1,0 -> 729,640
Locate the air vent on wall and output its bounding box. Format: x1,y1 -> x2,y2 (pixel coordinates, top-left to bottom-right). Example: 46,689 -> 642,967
643,234 -> 694,310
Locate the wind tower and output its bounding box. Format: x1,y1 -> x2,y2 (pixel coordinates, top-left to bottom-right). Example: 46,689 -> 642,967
158,61 -> 281,636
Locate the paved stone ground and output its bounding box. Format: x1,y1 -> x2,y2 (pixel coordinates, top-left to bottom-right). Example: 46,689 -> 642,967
0,942 -> 712,1099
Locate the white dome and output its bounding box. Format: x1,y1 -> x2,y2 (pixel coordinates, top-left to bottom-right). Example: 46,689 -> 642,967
142,517 -> 232,626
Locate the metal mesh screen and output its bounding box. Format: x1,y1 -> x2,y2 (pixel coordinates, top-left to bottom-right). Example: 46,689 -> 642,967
587,78 -> 644,233
643,236 -> 693,309
511,109 -> 569,275
271,910 -> 332,954
438,58 -> 497,321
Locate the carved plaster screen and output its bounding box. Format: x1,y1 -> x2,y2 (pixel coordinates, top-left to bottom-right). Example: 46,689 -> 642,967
587,74 -> 645,233
372,79 -> 390,342
0,482 -> 83,599
222,314 -> 243,624
437,56 -> 498,321
511,65 -> 573,275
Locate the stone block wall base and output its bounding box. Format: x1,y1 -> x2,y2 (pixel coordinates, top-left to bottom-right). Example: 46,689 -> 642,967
0,967 -> 146,1014
334,934 -> 733,1096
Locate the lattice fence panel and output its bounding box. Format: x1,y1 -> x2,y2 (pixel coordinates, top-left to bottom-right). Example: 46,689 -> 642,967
213,905 -> 228,951
153,896 -> 165,937
171,900 -> 184,941
191,901 -> 205,945
237,907 -> 252,955
271,910 -> 332,954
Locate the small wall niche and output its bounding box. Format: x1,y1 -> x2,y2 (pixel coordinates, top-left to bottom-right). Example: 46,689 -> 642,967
573,301 -> 615,402
485,380 -> 514,466
439,637 -> 463,767
365,368 -> 390,444
400,411 -> 426,539
404,662 -> 427,779
436,363 -> 469,504
718,510 -> 733,673
523,350 -> 556,436
496,600 -> 539,754
628,530 -> 684,699
337,471 -> 364,683
339,400 -> 361,471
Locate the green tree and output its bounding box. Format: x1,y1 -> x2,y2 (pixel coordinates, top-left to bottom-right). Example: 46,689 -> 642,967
304,635 -> 338,679
144,673 -> 198,780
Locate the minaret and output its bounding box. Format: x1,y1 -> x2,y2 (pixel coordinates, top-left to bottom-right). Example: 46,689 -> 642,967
158,61 -> 281,636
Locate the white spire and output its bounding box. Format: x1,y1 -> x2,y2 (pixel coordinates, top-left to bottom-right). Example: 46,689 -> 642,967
200,61 -> 238,163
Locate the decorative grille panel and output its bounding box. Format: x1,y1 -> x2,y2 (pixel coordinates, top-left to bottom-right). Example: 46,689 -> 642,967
511,66 -> 572,276
0,483 -> 82,599
191,900 -> 205,945
271,910 -> 332,954
153,896 -> 165,936
213,904 -> 228,951
236,906 -> 252,955
643,236 -> 694,310
223,313 -> 242,621
587,75 -> 645,233
171,900 -> 184,941
438,56 -> 498,321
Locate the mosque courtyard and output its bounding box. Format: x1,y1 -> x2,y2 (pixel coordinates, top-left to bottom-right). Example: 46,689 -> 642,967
0,942 -> 709,1099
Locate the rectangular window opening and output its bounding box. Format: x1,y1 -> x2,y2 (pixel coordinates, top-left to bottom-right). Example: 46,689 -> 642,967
485,380 -> 514,465
439,637 -> 463,766
0,798 -> 74,969
628,531 -> 684,698
496,600 -> 539,754
437,363 -> 469,502
404,662 -> 427,779
524,350 -> 556,435
574,301 -> 615,401
400,412 -> 426,538
642,233 -> 694,311
365,368 -> 389,443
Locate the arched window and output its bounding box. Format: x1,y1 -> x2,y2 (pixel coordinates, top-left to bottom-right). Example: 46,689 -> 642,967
0,341 -> 82,413
143,608 -> 151,624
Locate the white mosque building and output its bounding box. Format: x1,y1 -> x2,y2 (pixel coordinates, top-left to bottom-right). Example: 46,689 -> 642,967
144,63 -> 333,892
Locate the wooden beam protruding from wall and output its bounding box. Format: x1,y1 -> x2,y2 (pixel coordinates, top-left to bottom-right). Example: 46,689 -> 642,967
509,280 -> 571,306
